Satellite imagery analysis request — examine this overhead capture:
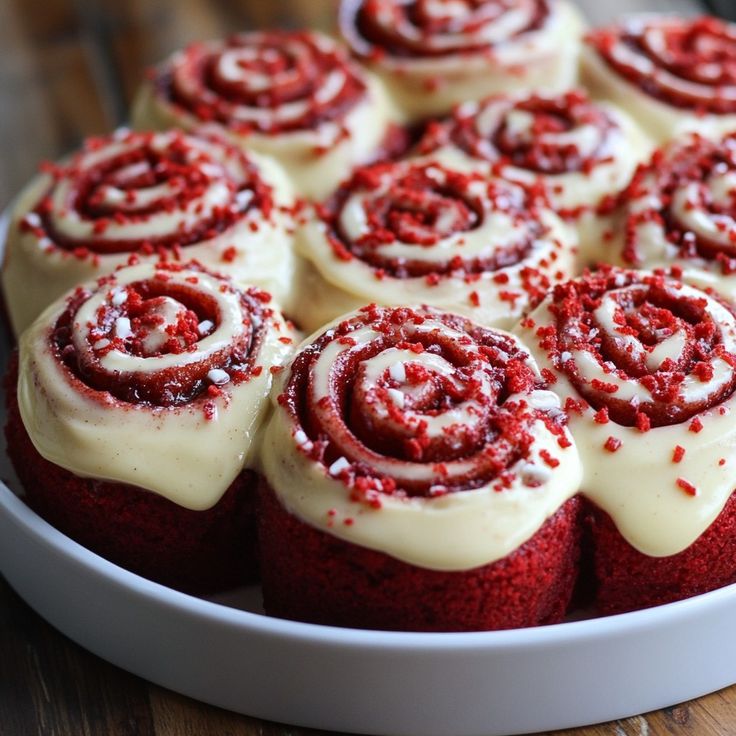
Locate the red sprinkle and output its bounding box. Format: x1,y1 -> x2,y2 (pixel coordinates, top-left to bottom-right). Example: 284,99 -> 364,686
676,478 -> 698,496
672,445 -> 685,463
689,417 -> 703,433
539,449 -> 560,468
604,436 -> 622,453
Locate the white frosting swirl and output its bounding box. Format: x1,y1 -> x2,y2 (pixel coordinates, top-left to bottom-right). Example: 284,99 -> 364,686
340,0 -> 583,120
131,31 -> 397,200
417,92 -> 651,266
610,133 -> 736,302
515,271 -> 736,556
261,307 -> 582,570
17,262 -> 295,510
582,15 -> 736,143
2,129 -> 295,336
293,161 -> 576,333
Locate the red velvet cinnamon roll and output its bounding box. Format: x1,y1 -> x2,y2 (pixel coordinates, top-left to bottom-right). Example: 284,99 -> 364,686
608,132 -> 736,301
416,90 -> 652,266
515,267 -> 736,613
5,261 -> 295,592
259,305 -> 583,631
583,15 -> 736,143
292,160 -> 576,332
339,0 -> 583,121
132,31 -> 395,200
2,129 -> 295,336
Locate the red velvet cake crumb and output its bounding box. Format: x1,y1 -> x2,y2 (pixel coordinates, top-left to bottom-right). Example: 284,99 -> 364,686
4,354 -> 258,593
588,493 -> 736,614
258,483 -> 582,632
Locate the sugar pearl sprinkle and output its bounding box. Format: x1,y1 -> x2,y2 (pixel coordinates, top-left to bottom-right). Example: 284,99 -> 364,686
198,320 -> 215,336
207,369 -> 231,386
114,317 -> 133,340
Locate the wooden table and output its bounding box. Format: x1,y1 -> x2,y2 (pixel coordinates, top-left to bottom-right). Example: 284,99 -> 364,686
0,0 -> 732,734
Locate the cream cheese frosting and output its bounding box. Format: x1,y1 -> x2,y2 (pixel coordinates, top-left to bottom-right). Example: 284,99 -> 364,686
582,16 -> 736,144
292,161 -> 577,333
515,270 -> 736,557
17,262 -> 295,510
340,0 -> 584,121
415,93 -> 652,267
605,132 -> 736,303
260,307 -> 582,571
2,129 -> 296,336
131,31 -> 398,200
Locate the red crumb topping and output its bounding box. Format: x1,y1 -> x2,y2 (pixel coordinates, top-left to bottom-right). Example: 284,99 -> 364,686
52,260 -> 279,407
21,130 -> 276,258
315,160 -> 559,312
587,16 -> 736,114
419,89 -> 615,182
619,131 -> 736,271
278,304 -> 569,501
676,477 -> 698,496
153,30 -> 367,138
536,266 -> 736,428
341,0 -> 550,60
604,436 -> 622,452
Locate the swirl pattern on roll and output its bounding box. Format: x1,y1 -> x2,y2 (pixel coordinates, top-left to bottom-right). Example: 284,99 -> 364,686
262,305 -> 581,569
516,267 -> 736,557
339,0 -> 582,119
542,268 -> 736,426
22,130 -> 277,256
295,160 -> 575,331
151,31 -> 367,135
132,31 -> 393,199
3,129 -> 295,335
418,90 -> 649,219
587,16 -> 736,115
342,0 -> 551,59
18,261 -> 294,508
614,133 -> 736,299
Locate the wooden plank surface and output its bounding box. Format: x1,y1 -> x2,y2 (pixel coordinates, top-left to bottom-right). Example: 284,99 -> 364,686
1,0 -> 734,734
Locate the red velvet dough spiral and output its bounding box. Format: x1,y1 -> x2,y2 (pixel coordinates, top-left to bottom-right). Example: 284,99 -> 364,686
6,260 -> 295,593
516,266 -> 736,614
259,305 -> 583,631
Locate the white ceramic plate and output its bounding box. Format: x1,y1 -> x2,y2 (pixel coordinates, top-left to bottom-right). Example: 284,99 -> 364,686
2,480 -> 736,736
2,214 -> 736,736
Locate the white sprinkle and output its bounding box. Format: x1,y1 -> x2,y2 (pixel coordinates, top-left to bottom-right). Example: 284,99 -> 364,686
198,320 -> 214,336
24,213 -> 42,228
294,429 -> 310,447
530,390 -> 560,411
207,369 -> 230,386
93,339 -> 110,350
114,317 -> 133,340
235,189 -> 254,210
560,351 -> 572,363
389,362 -> 406,383
521,462 -> 552,485
387,388 -> 405,408
112,127 -> 131,140
199,163 -> 223,178
328,457 -> 350,476
111,289 -> 127,306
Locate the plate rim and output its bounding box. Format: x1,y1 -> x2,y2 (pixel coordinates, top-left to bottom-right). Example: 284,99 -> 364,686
4,476 -> 736,650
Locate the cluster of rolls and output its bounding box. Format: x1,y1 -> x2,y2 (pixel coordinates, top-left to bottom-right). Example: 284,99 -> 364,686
6,1 -> 736,631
